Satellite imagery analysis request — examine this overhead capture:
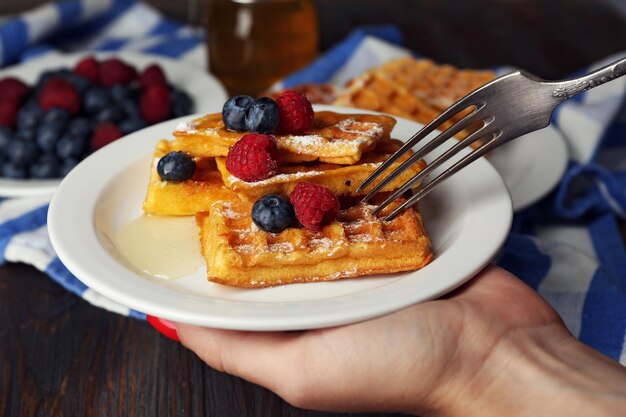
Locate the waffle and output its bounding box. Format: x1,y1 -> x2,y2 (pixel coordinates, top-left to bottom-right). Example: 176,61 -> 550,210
143,140 -> 240,216
197,198 -> 432,288
265,84 -> 339,104
214,139 -> 426,203
334,57 -> 495,138
171,111 -> 396,165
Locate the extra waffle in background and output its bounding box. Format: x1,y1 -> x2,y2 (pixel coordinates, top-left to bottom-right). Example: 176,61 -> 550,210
268,57 -> 496,138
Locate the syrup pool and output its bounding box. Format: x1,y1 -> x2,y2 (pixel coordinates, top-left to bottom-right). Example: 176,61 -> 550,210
114,215 -> 203,280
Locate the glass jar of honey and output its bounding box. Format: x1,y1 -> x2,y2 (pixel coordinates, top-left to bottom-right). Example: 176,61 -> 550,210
207,0 -> 319,96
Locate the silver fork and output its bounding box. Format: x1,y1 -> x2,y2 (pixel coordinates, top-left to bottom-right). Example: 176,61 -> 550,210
357,57 -> 626,221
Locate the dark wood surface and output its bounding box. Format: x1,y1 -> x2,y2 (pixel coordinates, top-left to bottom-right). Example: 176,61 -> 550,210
1,1 -> 626,416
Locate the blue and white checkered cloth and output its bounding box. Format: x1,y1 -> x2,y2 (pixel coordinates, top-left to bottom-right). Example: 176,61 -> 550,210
1,3 -> 625,364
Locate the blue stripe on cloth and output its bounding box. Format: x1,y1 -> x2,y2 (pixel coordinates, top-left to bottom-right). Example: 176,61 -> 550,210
57,1 -> 82,27
496,234 -> 552,290
578,214 -> 626,360
20,43 -> 55,62
0,205 -> 49,263
128,310 -> 146,320
554,162 -> 626,219
46,0 -> 135,47
142,35 -> 201,58
0,19 -> 30,66
281,25 -> 403,87
149,19 -> 181,36
601,119 -> 626,148
96,38 -> 128,51
46,257 -> 88,295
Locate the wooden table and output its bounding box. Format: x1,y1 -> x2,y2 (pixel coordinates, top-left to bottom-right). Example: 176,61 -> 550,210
1,1 -> 626,416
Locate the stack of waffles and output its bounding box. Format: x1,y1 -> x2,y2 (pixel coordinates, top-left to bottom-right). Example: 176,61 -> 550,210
143,110 -> 433,288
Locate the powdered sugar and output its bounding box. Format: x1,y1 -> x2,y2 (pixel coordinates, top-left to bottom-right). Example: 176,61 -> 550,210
228,169 -> 327,186
268,242 -> 294,252
175,120 -> 197,134
336,118 -> 384,138
219,203 -> 242,219
310,237 -> 333,249
234,244 -> 255,254
278,118 -> 384,154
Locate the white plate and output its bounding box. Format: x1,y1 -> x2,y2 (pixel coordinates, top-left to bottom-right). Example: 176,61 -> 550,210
0,51 -> 228,198
48,105 -> 513,331
489,126 -> 569,211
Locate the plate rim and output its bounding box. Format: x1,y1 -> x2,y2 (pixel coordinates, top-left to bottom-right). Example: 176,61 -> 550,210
0,50 -> 228,197
48,106 -> 513,330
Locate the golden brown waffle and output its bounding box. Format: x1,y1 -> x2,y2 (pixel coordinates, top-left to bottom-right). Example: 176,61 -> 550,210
143,140 -> 240,216
197,198 -> 432,288
171,111 -> 396,165
265,84 -> 339,105
334,57 -> 496,138
214,139 -> 426,203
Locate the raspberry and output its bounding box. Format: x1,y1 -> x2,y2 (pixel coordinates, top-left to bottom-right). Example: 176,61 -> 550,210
0,77 -> 30,103
90,123 -> 123,150
290,182 -> 339,231
74,56 -> 100,84
38,78 -> 81,114
139,64 -> 167,90
100,58 -> 137,87
275,90 -> 314,134
226,134 -> 278,182
0,101 -> 19,128
139,84 -> 171,124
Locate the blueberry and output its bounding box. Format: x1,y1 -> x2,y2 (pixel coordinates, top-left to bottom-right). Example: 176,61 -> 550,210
59,157 -> 80,177
15,127 -> 36,142
119,98 -> 141,118
65,73 -> 91,93
119,117 -> 146,134
157,151 -> 196,182
1,161 -> 28,179
95,106 -> 125,124
43,108 -> 71,126
35,123 -> 64,152
222,95 -> 254,131
84,87 -> 112,115
30,154 -> 60,179
67,118 -> 92,139
171,89 -> 194,117
52,68 -> 72,79
0,127 -> 13,152
251,195 -> 295,233
56,134 -> 86,159
245,97 -> 280,134
110,85 -> 133,102
7,140 -> 40,165
17,102 -> 43,130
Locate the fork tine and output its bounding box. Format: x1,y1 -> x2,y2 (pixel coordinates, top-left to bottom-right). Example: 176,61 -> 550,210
361,108 -> 487,203
382,132 -> 504,221
355,97 -> 485,194
371,123 -> 495,215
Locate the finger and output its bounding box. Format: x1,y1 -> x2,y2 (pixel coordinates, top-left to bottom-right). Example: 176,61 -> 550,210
175,324 -> 306,392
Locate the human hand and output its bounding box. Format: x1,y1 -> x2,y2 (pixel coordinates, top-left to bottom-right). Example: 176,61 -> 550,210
163,266 -> 626,416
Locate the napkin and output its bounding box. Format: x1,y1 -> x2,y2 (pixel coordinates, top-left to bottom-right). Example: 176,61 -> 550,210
1,3 -> 625,364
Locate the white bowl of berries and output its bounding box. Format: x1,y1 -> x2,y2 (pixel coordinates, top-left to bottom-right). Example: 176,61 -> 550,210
0,51 -> 227,197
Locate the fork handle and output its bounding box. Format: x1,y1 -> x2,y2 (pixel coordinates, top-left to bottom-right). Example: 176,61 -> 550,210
551,56 -> 626,100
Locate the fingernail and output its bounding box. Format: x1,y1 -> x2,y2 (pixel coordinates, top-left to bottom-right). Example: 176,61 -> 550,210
147,315 -> 180,342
